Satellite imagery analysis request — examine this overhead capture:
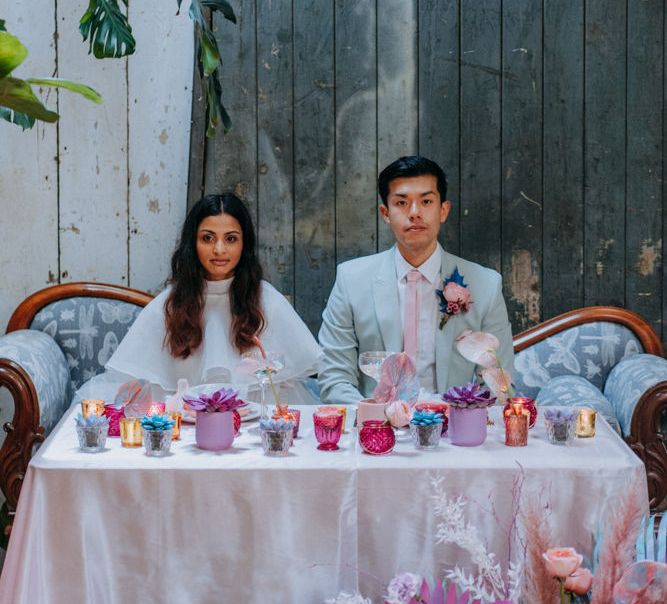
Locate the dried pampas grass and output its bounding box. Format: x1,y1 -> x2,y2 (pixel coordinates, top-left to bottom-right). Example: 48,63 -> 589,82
521,498 -> 559,604
590,481 -> 646,604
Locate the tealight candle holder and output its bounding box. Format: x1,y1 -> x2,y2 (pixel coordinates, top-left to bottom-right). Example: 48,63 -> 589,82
359,420 -> 395,455
313,410 -> 343,451
143,428 -> 173,457
102,404 -> 125,437
575,407 -> 596,438
504,403 -> 529,447
544,409 -> 576,446
76,424 -> 109,452
168,411 -> 182,440
81,399 -> 105,418
119,417 -> 143,448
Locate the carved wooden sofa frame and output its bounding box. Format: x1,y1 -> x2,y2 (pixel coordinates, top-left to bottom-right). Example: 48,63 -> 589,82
1,284 -> 666,535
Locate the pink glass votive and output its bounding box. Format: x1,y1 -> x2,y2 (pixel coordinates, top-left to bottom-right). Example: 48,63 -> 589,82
313,411 -> 343,451
147,402 -> 166,416
102,404 -> 125,437
359,420 -> 396,455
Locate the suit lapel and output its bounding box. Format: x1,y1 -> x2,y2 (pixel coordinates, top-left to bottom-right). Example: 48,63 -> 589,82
372,250 -> 402,353
435,249 -> 457,391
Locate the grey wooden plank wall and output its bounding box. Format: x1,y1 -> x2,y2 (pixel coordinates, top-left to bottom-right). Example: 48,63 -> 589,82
191,0 -> 666,345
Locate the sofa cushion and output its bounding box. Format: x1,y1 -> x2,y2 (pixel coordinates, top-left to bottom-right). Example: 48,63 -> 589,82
30,297 -> 144,389
536,374 -> 620,433
514,321 -> 643,399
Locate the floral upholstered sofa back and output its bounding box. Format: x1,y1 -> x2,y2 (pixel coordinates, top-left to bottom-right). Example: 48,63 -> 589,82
30,297 -> 144,390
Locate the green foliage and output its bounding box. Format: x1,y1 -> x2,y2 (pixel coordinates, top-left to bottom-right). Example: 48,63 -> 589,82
0,27 -> 102,129
79,0 -> 135,59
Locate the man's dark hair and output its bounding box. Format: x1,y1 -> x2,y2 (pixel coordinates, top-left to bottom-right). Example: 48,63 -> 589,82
378,156 -> 448,205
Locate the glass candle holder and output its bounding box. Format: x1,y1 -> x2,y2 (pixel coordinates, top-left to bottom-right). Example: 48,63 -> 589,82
119,417 -> 143,448
313,411 -> 343,451
143,429 -> 173,457
103,404 -> 125,437
544,414 -> 576,446
504,409 -> 529,447
168,411 -> 182,440
81,399 -> 105,419
76,424 -> 109,452
410,423 -> 441,450
414,402 -> 449,435
575,407 -> 596,438
359,420 -> 395,455
503,396 -> 538,429
261,428 -> 292,457
272,408 -> 301,439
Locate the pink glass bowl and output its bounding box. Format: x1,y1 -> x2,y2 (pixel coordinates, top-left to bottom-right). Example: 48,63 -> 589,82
503,396 -> 537,429
313,412 -> 343,451
359,420 -> 395,455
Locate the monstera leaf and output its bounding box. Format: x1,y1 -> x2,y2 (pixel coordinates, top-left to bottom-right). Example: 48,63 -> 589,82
79,0 -> 136,58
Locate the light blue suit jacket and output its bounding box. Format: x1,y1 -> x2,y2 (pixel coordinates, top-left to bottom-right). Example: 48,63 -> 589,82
318,246 -> 515,404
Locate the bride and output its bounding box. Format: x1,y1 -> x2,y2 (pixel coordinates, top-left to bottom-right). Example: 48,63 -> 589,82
79,193 -> 321,405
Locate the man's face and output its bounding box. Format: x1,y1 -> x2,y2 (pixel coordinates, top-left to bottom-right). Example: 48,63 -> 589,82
379,174 -> 450,258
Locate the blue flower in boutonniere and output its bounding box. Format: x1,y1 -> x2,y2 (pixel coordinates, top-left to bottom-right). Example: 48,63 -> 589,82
435,267 -> 473,329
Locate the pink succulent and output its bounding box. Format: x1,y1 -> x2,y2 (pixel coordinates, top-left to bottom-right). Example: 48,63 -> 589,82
456,330 -> 500,368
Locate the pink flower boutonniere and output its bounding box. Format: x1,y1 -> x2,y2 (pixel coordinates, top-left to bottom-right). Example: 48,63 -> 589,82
436,267 -> 472,329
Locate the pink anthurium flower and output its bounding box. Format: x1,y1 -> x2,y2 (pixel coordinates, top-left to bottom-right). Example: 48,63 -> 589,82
481,367 -> 513,403
455,330 -> 500,368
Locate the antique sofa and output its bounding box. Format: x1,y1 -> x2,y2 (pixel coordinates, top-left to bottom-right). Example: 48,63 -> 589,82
1,283 -> 666,538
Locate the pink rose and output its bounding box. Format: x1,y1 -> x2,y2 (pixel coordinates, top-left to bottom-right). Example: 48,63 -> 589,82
456,330 -> 500,368
542,547 -> 583,579
385,400 -> 411,428
564,567 -> 593,595
444,282 -> 472,306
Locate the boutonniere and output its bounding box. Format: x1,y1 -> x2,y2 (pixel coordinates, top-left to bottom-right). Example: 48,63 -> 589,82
435,267 -> 472,329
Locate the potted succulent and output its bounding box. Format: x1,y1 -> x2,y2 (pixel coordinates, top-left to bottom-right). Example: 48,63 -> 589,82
184,386 -> 245,451
442,383 -> 496,447
74,413 -> 109,453
141,414 -> 175,457
409,410 -> 443,450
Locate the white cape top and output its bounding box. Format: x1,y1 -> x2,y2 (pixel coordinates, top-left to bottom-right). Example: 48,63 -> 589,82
105,279 -> 322,395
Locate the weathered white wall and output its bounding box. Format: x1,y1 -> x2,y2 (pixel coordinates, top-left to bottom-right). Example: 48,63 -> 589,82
0,0 -> 193,514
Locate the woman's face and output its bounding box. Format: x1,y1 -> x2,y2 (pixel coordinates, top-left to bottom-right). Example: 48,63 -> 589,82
196,213 -> 244,281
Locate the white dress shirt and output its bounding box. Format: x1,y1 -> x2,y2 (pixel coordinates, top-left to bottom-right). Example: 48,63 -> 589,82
395,246 -> 441,392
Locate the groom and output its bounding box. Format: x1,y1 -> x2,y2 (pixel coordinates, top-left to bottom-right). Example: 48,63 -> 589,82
318,156 -> 514,405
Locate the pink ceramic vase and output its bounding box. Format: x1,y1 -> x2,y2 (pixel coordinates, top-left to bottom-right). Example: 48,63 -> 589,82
448,406 -> 488,446
195,411 -> 235,451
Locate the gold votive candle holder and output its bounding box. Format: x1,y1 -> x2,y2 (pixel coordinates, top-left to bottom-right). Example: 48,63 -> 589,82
335,406 -> 348,432
169,411 -> 182,440
81,399 -> 105,418
575,407 -> 596,438
504,406 -> 529,447
119,417 -> 143,448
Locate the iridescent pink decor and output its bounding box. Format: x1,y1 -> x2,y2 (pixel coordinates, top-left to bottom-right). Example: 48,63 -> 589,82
313,411 -> 343,451
359,420 -> 395,455
233,409 -> 241,436
147,402 -> 166,417
102,404 -> 125,437
503,396 -> 537,428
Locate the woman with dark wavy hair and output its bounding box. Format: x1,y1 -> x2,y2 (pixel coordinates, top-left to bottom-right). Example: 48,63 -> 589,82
104,193 -> 321,402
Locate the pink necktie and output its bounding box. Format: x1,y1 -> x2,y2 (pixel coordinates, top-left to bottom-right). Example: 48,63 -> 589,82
403,270 -> 421,361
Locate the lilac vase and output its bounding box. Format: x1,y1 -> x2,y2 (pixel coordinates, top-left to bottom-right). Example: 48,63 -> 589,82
448,407 -> 488,446
195,411 -> 235,451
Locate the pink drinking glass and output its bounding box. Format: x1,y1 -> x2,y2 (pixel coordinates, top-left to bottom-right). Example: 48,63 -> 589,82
359,420 -> 395,455
102,404 -> 125,437
313,411 -> 343,451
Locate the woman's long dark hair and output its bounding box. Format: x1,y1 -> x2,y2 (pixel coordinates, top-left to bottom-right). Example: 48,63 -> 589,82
164,193 -> 265,358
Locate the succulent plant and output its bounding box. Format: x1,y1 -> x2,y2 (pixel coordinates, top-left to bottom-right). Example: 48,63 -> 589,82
183,386 -> 245,413
410,410 -> 443,426
543,407 -> 576,423
442,382 -> 496,409
259,418 -> 294,432
141,414 -> 175,431
74,413 -> 109,428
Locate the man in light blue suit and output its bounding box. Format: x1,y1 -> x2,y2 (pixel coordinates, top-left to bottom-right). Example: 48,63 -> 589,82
318,156 -> 514,405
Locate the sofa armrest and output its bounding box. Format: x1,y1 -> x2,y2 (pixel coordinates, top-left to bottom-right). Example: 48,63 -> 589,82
604,354 -> 667,511
0,330 -> 71,515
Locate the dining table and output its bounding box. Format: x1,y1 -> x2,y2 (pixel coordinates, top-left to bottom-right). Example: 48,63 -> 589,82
0,403 -> 648,603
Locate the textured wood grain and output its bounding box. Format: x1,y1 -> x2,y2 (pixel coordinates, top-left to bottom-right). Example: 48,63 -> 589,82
293,0 -> 335,333
128,1 -> 193,294
459,0 -> 502,271
419,0 -> 461,256
542,0 -> 585,320
501,0 -> 542,331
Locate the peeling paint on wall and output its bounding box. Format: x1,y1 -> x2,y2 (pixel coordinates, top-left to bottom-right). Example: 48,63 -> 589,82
637,239 -> 662,277
138,172 -> 150,188
510,249 -> 540,324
